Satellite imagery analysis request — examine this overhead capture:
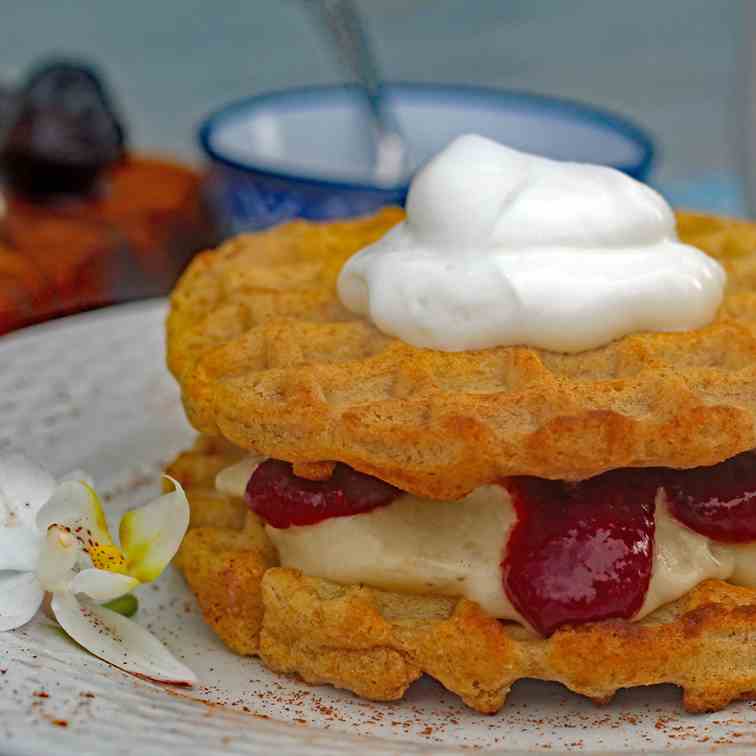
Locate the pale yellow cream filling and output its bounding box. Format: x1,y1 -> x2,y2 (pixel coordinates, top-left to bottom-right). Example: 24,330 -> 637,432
216,458 -> 756,627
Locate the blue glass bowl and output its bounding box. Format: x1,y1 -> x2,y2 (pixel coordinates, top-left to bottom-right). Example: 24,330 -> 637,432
198,83 -> 655,234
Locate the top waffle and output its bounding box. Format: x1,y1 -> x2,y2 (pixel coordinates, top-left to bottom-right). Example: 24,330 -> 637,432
167,209 -> 756,500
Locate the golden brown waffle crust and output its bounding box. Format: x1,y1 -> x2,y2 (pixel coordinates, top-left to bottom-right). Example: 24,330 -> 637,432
168,439 -> 756,714
167,210 -> 756,499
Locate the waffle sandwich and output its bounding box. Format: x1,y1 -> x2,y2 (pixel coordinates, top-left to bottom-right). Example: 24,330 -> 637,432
166,208 -> 756,712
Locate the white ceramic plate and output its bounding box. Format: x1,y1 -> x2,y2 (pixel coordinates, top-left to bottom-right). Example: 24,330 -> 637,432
0,300 -> 754,755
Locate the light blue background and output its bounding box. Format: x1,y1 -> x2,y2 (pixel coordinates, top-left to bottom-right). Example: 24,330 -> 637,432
0,0 -> 746,214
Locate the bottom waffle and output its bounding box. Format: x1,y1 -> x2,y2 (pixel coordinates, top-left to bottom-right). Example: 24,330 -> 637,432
168,437 -> 756,714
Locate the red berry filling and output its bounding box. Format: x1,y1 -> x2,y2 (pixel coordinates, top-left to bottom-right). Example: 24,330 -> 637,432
247,451 -> 756,637
502,471 -> 657,636
246,459 -> 401,528
664,451 -> 756,543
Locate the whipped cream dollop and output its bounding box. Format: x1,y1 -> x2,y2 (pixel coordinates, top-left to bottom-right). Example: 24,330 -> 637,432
337,135 -> 726,353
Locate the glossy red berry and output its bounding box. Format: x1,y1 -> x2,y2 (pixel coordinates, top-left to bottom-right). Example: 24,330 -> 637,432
502,471 -> 657,636
246,459 -> 401,528
665,451 -> 756,543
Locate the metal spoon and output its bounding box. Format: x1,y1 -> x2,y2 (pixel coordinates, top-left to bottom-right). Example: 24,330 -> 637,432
305,0 -> 410,185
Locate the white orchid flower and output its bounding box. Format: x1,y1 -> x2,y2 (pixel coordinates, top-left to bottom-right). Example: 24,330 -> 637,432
0,453 -> 196,685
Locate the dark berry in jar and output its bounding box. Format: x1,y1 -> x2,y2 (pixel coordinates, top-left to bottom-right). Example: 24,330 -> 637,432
0,59 -> 127,197
0,82 -> 17,143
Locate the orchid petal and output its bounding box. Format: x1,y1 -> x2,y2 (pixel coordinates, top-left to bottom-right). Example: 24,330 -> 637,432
37,480 -> 111,543
119,478 -> 190,583
36,527 -> 79,593
59,469 -> 95,487
0,453 -> 55,531
69,569 -> 139,603
0,527 -> 42,572
0,572 -> 44,631
51,592 -> 196,685
36,481 -> 125,571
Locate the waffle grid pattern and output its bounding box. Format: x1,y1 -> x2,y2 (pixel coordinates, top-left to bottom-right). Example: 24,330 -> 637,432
167,210 -> 756,498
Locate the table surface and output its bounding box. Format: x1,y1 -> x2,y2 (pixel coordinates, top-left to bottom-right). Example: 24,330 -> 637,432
0,0 -> 748,216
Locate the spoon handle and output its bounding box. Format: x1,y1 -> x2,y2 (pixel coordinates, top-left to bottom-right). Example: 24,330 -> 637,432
312,0 -> 392,129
